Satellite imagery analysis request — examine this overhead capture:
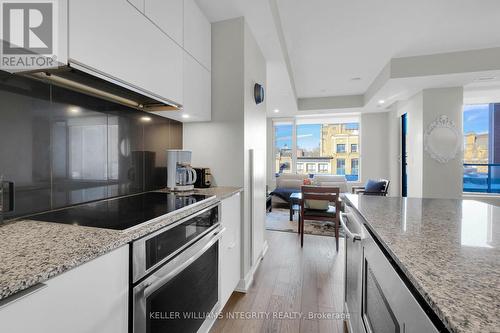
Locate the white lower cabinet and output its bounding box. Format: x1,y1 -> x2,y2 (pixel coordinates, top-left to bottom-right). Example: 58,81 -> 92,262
220,193 -> 242,308
0,245 -> 129,333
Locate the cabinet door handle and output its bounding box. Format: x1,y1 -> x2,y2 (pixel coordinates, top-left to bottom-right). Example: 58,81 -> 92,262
340,213 -> 362,242
0,283 -> 47,310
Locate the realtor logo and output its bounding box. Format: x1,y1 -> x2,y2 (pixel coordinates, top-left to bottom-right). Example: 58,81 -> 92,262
0,0 -> 58,71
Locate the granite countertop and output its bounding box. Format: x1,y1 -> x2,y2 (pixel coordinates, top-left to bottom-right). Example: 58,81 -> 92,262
155,186 -> 243,200
0,187 -> 242,302
192,186 -> 243,200
343,194 -> 500,333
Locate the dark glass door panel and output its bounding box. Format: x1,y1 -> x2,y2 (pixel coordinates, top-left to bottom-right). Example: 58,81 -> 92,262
363,260 -> 400,333
0,71 -> 52,218
401,113 -> 408,197
146,206 -> 219,269
143,118 -> 170,191
146,242 -> 218,333
0,71 -> 183,218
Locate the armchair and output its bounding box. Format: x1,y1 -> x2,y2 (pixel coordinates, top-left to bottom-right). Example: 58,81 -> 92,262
352,179 -> 390,196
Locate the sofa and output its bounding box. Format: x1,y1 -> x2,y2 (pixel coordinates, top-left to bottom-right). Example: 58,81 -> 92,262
270,174 -> 349,205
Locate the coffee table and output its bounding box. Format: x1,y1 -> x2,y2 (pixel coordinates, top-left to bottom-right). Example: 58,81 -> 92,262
289,192 -> 302,233
289,191 -> 343,222
289,192 -> 302,219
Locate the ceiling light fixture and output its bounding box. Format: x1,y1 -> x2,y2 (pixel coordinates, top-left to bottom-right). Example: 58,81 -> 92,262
68,107 -> 80,114
182,114 -> 190,119
476,76 -> 497,81
378,100 -> 385,104
140,116 -> 152,122
274,109 -> 280,113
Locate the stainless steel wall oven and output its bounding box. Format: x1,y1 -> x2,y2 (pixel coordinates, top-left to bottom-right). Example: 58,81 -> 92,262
132,202 -> 223,333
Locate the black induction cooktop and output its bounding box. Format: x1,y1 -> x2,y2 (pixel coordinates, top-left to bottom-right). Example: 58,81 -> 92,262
28,192 -> 214,230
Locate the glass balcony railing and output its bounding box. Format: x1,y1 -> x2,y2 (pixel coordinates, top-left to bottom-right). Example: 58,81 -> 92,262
463,164 -> 500,193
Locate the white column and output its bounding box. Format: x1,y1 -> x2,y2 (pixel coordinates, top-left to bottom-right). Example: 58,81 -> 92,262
421,87 -> 464,199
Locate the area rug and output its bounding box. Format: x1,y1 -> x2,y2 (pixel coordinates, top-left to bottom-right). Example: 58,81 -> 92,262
266,207 -> 344,237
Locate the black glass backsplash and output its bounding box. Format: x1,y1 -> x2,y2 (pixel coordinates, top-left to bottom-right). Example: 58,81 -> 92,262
0,71 -> 182,218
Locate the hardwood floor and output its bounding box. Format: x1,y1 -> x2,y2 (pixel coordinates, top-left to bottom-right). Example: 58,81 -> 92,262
211,231 -> 346,333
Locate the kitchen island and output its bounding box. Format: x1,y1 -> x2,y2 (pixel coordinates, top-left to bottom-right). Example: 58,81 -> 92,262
343,194 -> 499,333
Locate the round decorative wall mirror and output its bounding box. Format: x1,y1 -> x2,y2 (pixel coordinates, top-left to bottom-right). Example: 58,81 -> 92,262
424,115 -> 461,163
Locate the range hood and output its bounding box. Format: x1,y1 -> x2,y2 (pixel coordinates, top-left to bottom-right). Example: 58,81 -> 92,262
24,63 -> 181,112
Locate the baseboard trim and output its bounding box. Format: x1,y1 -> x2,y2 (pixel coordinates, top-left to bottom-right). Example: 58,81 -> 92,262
235,240 -> 269,293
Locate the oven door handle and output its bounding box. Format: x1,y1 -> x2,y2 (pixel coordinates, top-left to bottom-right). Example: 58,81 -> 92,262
142,227 -> 225,298
340,212 -> 362,242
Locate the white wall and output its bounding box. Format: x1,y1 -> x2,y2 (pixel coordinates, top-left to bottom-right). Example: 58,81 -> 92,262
266,118 -> 275,189
183,18 -> 245,187
360,112 -> 389,184
183,17 -> 267,284
243,20 -> 267,271
392,87 -> 464,199
421,87 -> 463,199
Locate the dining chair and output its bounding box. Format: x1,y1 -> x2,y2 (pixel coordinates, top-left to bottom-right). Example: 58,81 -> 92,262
299,185 -> 341,251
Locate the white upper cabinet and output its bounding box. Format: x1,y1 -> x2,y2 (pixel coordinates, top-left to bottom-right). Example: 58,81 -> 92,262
145,0 -> 183,45
69,0 -> 183,106
184,0 -> 211,71
183,51 -> 211,121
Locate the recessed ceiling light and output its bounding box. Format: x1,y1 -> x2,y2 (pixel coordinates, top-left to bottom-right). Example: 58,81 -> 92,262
140,116 -> 152,122
351,77 -> 362,81
68,107 -> 80,114
274,109 -> 280,113
182,114 -> 190,119
378,100 -> 385,104
476,76 -> 497,81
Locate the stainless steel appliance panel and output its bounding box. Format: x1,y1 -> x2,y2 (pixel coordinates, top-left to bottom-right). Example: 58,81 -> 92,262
341,211 -> 367,333
133,224 -> 224,333
362,232 -> 439,333
132,202 -> 220,283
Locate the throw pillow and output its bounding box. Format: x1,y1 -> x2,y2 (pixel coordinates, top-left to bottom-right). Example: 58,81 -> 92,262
365,180 -> 386,193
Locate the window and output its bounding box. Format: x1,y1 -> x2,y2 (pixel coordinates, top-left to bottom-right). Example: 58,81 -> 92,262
463,104 -> 500,193
318,163 -> 329,173
274,122 -> 293,175
273,118 -> 360,180
351,159 -> 359,175
336,159 -> 345,175
306,163 -> 317,173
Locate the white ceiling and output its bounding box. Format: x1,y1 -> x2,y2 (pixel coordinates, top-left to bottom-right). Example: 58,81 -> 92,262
464,80 -> 500,105
195,0 -> 284,62
196,0 -> 500,118
277,0 -> 500,98
195,0 -> 298,116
